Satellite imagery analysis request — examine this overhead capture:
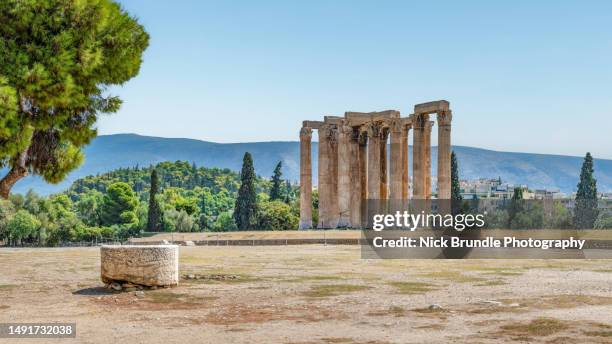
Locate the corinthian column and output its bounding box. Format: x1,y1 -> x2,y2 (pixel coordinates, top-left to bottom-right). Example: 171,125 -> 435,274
358,131 -> 368,226
366,123 -> 383,200
337,124 -> 352,228
389,120 -> 403,199
412,114 -> 427,199
437,110 -> 452,199
299,127 -> 313,229
424,121 -> 434,199
318,124 -> 338,228
402,125 -> 410,199
380,128 -> 389,199
349,129 -> 362,228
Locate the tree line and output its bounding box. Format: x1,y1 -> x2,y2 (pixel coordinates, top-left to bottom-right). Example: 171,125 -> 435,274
0,158 -> 303,246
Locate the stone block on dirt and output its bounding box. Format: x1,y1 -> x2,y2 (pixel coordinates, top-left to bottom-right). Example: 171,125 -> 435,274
101,245 -> 179,287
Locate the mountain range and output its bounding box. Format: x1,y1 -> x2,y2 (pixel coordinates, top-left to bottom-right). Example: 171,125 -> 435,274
7,133 -> 612,195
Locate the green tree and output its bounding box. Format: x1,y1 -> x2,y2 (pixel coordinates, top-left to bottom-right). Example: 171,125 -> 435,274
0,0 -> 149,199
574,152 -> 598,229
75,190 -> 103,226
175,210 -> 196,232
147,169 -> 164,231
269,161 -> 283,201
6,210 -> 40,246
234,152 -> 257,230
594,210 -> 612,229
212,211 -> 237,232
257,201 -> 299,230
450,151 -> 462,201
100,182 -> 139,226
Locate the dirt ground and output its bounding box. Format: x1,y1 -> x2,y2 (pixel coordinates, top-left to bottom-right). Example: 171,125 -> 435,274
1,246 -> 611,344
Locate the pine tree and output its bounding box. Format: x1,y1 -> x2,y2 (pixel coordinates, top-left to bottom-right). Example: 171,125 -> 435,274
269,161 -> 283,201
234,152 -> 258,230
0,0 -> 149,199
450,151 -> 462,200
147,169 -> 164,231
574,152 -> 598,229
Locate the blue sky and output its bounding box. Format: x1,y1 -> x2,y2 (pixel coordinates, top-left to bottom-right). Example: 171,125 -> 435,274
99,0 -> 612,159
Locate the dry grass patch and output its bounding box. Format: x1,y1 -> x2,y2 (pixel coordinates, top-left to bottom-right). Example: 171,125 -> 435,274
303,284 -> 370,298
474,279 -> 508,286
366,306 -> 406,317
147,291 -> 216,304
283,275 -> 343,283
319,339 -> 390,344
388,281 -> 437,294
493,318 -> 612,342
503,294 -> 612,310
417,270 -> 485,283
201,303 -> 341,325
499,317 -> 569,337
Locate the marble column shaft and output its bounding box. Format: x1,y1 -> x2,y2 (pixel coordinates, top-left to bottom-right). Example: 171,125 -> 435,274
358,132 -> 368,226
299,127 -> 312,229
412,115 -> 426,199
367,123 -> 382,200
380,129 -> 389,199
437,111 -> 452,200
318,125 -> 338,228
349,130 -> 362,227
424,121 -> 433,199
389,121 -> 403,200
402,125 -> 410,199
337,124 -> 352,228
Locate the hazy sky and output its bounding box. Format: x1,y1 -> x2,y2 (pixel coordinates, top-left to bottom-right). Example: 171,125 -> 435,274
99,0 -> 612,159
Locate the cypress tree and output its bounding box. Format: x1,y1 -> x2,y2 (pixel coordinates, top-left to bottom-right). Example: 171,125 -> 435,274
508,187 -> 524,228
574,152 -> 598,229
269,161 -> 283,201
234,152 -> 258,230
450,151 -> 462,200
147,169 -> 164,231
283,180 -> 292,204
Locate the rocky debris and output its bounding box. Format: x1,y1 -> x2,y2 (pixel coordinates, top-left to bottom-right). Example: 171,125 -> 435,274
103,281 -> 165,292
182,273 -> 240,281
184,241 -> 195,246
134,291 -> 145,298
478,300 -> 502,306
428,304 -> 443,310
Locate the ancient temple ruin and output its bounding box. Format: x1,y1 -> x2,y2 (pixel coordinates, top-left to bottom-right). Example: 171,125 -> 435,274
299,100 -> 452,229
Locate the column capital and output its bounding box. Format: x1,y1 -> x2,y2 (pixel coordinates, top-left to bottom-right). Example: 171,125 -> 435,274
300,127 -> 312,139
365,121 -> 384,138
389,118 -> 404,133
320,124 -> 338,144
411,113 -> 429,129
339,123 -> 353,136
437,110 -> 452,126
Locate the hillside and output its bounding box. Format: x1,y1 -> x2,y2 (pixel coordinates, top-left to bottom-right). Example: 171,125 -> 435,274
8,133 -> 612,195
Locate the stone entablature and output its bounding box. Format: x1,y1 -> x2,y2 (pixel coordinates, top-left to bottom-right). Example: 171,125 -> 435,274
299,100 -> 453,229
